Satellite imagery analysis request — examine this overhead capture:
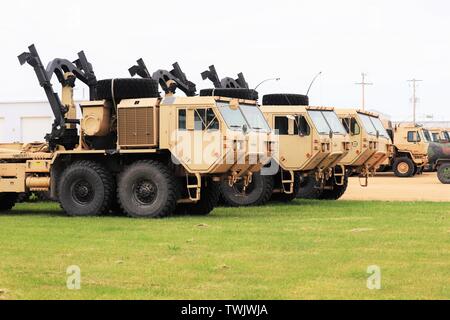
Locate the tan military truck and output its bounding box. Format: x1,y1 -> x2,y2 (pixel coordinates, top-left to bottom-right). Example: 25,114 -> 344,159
336,109 -> 393,182
296,108 -> 393,201
0,45 -> 272,218
380,122 -> 430,177
199,67 -> 352,204
219,95 -> 351,205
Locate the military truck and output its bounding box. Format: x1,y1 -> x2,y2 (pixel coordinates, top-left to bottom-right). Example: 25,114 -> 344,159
294,108 -> 393,201
198,66 -> 351,206
0,45 -> 272,218
335,109 -> 393,183
380,122 -> 429,177
259,98 -> 351,201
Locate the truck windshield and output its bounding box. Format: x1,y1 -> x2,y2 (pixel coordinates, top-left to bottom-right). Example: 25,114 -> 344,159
321,111 -> 347,134
240,104 -> 271,132
217,101 -> 248,131
308,110 -> 347,135
358,113 -> 378,136
368,116 -> 390,139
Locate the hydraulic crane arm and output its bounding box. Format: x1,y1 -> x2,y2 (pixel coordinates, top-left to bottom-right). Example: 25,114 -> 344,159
129,59 -> 197,97
18,44 -> 98,150
201,65 -> 249,89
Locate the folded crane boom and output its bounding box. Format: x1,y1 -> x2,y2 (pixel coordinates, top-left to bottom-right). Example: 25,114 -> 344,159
18,44 -> 97,150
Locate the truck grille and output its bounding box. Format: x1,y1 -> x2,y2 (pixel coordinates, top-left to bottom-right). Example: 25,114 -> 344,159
118,107 -> 158,148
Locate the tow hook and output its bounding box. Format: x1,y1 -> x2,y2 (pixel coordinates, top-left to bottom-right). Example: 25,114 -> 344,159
228,172 -> 239,187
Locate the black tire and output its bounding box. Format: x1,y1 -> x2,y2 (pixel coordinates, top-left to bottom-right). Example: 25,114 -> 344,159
58,161 -> 114,217
199,88 -> 259,100
262,94 -> 309,106
0,193 -> 18,212
175,179 -> 220,216
219,173 -> 274,207
117,160 -> 178,218
296,174 -> 322,199
96,78 -> 160,101
437,163 -> 450,184
318,174 -> 349,200
393,157 -> 415,177
272,172 -> 301,202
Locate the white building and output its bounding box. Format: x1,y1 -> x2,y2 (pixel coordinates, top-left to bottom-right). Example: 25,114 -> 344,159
0,90 -> 85,143
0,100 -> 54,143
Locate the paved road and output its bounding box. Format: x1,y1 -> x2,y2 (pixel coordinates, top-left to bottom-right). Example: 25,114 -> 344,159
342,172 -> 450,202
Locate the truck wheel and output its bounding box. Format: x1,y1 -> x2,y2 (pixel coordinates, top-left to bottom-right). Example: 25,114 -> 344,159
0,193 -> 18,212
437,163 -> 450,184
393,157 -> 415,177
219,173 -> 274,207
318,174 -> 349,200
117,160 -> 178,218
59,161 -> 114,217
296,174 -> 322,199
272,173 -> 301,202
175,178 -> 220,215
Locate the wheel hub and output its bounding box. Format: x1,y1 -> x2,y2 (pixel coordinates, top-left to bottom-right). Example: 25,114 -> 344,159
134,180 -> 157,205
398,162 -> 410,174
72,180 -> 94,204
443,167 -> 450,179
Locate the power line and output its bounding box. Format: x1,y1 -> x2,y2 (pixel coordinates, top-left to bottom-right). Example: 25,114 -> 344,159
355,73 -> 373,111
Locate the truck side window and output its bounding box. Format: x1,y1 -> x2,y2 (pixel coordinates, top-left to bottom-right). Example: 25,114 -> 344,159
206,108 -> 219,130
178,109 -> 186,130
274,116 -> 289,135
297,116 -> 310,136
407,131 -> 420,142
194,108 -> 219,131
350,118 -> 360,135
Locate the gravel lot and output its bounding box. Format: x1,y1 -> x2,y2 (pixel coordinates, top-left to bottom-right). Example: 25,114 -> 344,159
342,172 -> 450,202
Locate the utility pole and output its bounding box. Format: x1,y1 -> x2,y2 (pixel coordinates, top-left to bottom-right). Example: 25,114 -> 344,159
407,79 -> 422,126
355,73 -> 373,111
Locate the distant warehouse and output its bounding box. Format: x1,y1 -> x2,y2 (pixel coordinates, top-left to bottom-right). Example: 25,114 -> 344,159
0,100 -> 84,143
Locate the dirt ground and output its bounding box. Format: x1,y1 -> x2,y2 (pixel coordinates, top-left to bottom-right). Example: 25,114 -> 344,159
342,172 -> 450,202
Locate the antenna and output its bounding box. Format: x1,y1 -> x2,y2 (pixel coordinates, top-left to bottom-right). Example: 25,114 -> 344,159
355,73 -> 373,111
306,71 -> 322,96
407,79 -> 423,126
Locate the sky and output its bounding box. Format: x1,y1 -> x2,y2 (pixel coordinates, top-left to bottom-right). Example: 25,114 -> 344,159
0,0 -> 449,121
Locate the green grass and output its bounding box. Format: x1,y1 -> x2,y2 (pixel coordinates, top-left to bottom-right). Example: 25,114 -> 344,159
0,200 -> 449,300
